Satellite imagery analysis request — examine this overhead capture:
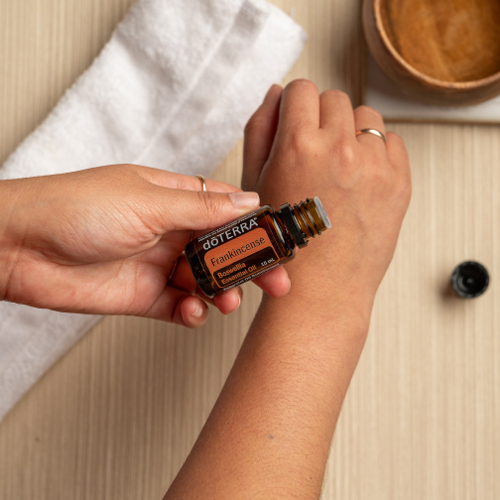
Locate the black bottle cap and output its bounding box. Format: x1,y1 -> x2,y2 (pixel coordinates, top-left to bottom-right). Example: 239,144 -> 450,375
451,261 -> 489,299
280,203 -> 307,248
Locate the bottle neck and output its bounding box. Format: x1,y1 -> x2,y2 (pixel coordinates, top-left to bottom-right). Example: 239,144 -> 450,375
278,197 -> 331,248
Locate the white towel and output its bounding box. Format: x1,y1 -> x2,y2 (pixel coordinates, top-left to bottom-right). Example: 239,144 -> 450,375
0,0 -> 306,423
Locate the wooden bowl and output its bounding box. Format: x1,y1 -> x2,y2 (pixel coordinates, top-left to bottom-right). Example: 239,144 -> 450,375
363,0 -> 500,106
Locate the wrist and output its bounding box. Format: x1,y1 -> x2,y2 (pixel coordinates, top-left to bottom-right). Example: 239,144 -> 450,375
0,180 -> 24,301
256,286 -> 372,411
261,278 -> 373,342
282,271 -> 374,326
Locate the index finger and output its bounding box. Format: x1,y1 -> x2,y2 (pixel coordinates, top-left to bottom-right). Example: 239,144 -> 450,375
276,79 -> 320,137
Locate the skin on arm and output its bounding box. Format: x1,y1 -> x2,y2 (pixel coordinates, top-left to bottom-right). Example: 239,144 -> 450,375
164,81 -> 411,499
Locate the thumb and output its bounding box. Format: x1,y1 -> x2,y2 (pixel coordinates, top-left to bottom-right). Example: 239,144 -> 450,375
156,187 -> 261,232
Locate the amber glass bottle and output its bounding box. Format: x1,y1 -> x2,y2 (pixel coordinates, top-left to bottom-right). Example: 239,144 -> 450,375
185,197 -> 331,297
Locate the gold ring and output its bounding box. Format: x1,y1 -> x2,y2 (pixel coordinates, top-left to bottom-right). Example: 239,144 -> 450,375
195,174 -> 207,192
187,174 -> 208,243
356,128 -> 386,144
167,175 -> 209,285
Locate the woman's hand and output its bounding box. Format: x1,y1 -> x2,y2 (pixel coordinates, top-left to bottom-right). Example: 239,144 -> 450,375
163,82 -> 412,500
0,165 -> 291,327
243,80 -> 411,321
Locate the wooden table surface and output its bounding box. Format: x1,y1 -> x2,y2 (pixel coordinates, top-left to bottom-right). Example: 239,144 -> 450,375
1,1 -> 499,499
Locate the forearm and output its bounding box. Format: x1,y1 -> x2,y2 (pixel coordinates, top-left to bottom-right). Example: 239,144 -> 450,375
165,77 -> 411,499
164,285 -> 372,500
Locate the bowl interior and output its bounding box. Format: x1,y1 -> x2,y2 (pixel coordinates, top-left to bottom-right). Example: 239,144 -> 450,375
378,0 -> 500,83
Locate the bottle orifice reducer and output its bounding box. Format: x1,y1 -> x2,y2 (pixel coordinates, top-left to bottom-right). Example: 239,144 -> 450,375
185,197 -> 331,297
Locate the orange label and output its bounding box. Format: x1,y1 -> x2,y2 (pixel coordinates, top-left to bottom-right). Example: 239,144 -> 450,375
205,228 -> 274,273
204,228 -> 279,288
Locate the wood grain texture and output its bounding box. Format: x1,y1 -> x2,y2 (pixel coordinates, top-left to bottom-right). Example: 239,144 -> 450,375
381,0 -> 500,82
363,0 -> 500,106
0,1 -> 499,499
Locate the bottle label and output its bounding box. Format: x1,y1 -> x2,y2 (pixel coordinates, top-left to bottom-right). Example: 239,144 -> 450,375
204,227 -> 279,288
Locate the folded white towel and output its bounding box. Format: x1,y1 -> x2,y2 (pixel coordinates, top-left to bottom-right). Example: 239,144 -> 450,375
0,0 -> 306,423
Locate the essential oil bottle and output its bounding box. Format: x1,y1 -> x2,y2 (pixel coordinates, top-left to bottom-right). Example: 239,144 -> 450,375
185,197 -> 331,297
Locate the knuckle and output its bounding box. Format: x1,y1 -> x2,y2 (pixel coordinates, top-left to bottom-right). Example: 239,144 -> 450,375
387,131 -> 409,153
336,139 -> 356,166
321,89 -> 350,103
197,192 -> 226,223
387,131 -> 403,144
355,105 -> 383,123
326,140 -> 359,188
287,129 -> 317,156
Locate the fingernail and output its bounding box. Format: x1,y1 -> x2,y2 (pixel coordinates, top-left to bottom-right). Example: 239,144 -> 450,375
192,302 -> 204,318
229,191 -> 260,209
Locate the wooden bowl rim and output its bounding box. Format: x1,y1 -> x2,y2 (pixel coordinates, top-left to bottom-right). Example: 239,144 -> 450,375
373,0 -> 500,89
